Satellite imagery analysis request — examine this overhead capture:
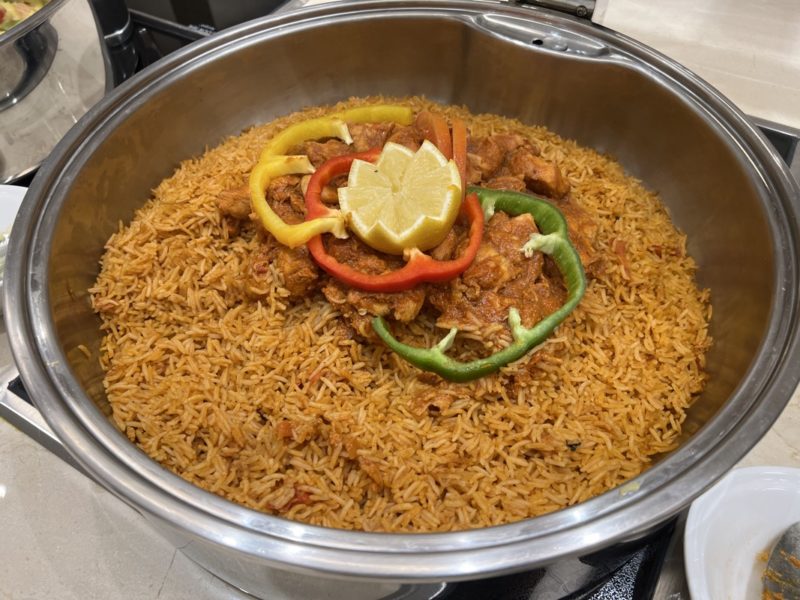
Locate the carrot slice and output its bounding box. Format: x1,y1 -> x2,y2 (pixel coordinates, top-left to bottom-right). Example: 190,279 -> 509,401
416,111 -> 453,159
451,117 -> 467,194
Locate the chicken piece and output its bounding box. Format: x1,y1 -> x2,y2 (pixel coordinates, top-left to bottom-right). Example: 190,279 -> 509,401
275,246 -> 319,298
428,212 -> 566,332
244,242 -> 275,297
244,238 -> 319,300
484,175 -> 527,193
481,171 -> 597,275
267,175 -> 305,224
349,122 -> 395,152
557,199 -> 600,274
358,457 -> 385,487
217,185 -> 251,220
387,125 -> 424,152
300,176 -> 340,204
493,133 -> 531,154
498,147 -> 570,199
325,236 -> 403,274
466,134 -> 532,184
299,139 -> 351,168
467,146 -> 502,183
323,279 -> 425,322
320,236 -> 425,337
430,227 -> 461,261
243,176 -> 319,298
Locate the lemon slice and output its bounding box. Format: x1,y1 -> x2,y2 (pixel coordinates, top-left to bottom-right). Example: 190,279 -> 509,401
338,141 -> 462,255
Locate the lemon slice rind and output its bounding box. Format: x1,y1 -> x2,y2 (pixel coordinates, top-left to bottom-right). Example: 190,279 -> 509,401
339,141 -> 462,255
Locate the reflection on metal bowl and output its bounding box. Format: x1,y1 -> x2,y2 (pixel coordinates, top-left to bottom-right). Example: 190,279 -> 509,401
0,22 -> 57,111
0,0 -> 106,183
4,1 -> 800,598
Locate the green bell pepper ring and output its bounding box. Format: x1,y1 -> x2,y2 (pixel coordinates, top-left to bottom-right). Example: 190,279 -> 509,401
371,186 -> 587,382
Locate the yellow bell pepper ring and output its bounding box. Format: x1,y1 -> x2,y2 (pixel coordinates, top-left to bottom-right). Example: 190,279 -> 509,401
251,104 -> 415,248
260,117 -> 353,163
259,105 -> 414,162
249,155 -> 346,248
333,105 -> 414,126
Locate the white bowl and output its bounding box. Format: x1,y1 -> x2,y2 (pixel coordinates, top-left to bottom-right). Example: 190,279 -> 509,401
684,466 -> 800,600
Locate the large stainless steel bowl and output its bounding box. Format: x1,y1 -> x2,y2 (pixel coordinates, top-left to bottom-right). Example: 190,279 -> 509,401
6,0 -> 800,595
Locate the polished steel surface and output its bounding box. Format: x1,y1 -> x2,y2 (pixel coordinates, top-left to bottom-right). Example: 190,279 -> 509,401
0,0 -> 64,115
518,0 -> 596,19
5,0 -> 800,591
0,0 -> 65,44
0,23 -> 57,111
0,0 -> 106,183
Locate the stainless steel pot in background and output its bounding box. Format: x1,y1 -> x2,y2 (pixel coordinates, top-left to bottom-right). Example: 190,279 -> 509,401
0,0 -> 107,183
5,0 -> 800,597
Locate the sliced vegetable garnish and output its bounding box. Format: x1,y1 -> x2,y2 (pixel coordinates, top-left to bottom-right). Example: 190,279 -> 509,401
416,111 -> 453,160
451,117 -> 468,193
259,117 -> 353,163
338,141 -> 462,255
249,155 -> 346,248
372,187 -> 586,382
250,105 -> 413,248
334,105 -> 414,126
305,151 -> 484,293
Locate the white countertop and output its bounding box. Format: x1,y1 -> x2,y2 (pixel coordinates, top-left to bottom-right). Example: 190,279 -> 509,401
1,1 -> 799,598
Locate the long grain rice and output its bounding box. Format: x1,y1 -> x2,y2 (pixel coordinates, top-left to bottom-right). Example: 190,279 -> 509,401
90,96 -> 711,532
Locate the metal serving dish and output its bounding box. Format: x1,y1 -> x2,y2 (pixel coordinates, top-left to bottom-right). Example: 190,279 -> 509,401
5,0 -> 800,595
0,0 -> 107,183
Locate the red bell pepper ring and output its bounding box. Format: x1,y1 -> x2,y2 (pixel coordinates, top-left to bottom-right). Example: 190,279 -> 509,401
305,150 -> 484,293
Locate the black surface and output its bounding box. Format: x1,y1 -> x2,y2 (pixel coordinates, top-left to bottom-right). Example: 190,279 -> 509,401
8,376 -> 30,404
90,0 -> 132,46
444,520 -> 676,600
759,126 -> 797,166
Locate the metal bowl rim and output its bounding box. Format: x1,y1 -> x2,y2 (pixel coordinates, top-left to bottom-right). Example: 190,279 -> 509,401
6,0 -> 800,580
0,0 -> 68,45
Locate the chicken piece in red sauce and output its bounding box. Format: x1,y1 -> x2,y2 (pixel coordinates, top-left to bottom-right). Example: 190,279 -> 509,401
297,139 -> 351,168
428,212 -> 566,332
349,122 -> 396,153
219,175 -> 306,223
468,131 -> 569,199
275,246 -> 319,298
320,236 -> 426,336
245,237 -> 320,300
229,173 -> 319,299
557,200 -> 600,275
483,176 -> 527,193
217,185 -> 251,220
387,125 -> 424,152
495,147 -> 570,199
266,175 -> 306,224
467,133 -> 530,183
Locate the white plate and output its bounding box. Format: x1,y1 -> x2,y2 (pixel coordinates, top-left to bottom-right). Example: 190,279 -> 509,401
684,466 -> 800,600
0,185 -> 27,307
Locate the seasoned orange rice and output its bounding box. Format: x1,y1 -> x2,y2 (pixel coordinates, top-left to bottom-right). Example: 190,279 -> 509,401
90,97 -> 711,532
